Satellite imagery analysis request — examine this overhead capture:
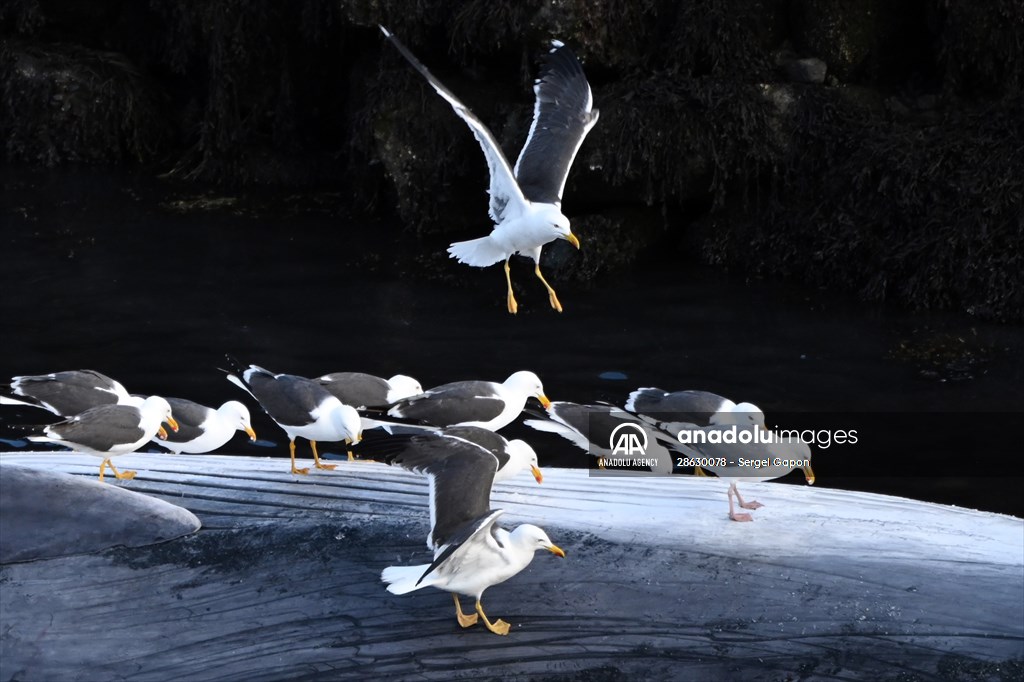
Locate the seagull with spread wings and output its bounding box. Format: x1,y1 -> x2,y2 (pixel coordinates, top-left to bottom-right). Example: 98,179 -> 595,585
379,429 -> 564,635
380,26 -> 599,313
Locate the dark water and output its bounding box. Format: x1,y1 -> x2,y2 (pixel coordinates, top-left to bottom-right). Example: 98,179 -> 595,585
2,168 -> 1022,516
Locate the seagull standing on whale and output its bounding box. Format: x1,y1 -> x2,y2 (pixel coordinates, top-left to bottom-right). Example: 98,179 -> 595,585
380,26 -> 599,313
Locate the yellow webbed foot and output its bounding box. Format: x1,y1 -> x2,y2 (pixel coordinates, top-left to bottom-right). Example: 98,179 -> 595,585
476,600 -> 511,635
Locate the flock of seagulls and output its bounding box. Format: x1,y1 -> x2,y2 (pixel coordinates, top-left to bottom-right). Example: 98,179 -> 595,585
1,31 -> 818,637
2,361 -> 815,634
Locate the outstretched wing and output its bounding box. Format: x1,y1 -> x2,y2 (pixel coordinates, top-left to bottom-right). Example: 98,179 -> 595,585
513,41 -> 599,205
380,26 -> 527,224
377,432 -> 499,549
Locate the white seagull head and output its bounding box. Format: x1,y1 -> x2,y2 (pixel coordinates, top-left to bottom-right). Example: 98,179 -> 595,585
504,438 -> 543,484
331,402 -> 363,444
387,374 -> 424,402
219,400 -> 257,441
503,370 -> 550,408
509,524 -> 565,557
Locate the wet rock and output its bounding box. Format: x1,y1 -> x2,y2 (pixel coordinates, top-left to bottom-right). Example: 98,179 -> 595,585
1,40 -> 168,165
0,463 -> 201,564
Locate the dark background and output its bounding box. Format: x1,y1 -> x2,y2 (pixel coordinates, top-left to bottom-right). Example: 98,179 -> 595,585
1,3 -> 1022,515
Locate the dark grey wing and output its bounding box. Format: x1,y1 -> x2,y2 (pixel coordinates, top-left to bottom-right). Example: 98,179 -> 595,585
388,381 -> 505,426
440,426 -> 511,470
161,397 -> 212,444
513,41 -> 599,204
243,370 -> 328,429
626,388 -> 727,426
417,510 -> 504,585
44,404 -> 143,451
10,369 -> 123,416
316,372 -> 390,408
380,26 -> 527,224
552,402 -> 638,445
381,435 -> 499,547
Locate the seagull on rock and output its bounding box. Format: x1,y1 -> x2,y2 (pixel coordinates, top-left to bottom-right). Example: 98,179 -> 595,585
380,433 -> 564,635
315,372 -> 423,409
385,371 -> 550,430
1,369 -> 139,417
27,395 -> 179,482
150,398 -> 257,455
225,359 -> 362,475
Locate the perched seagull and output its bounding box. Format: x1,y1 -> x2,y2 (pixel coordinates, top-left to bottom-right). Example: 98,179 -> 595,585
523,400 -> 674,474
1,369 -> 139,417
379,437 -> 564,635
224,360 -> 362,475
385,371 -> 550,430
671,410 -> 816,522
26,395 -> 179,482
625,387 -> 767,433
380,26 -> 599,314
315,372 -> 423,409
150,398 -> 257,454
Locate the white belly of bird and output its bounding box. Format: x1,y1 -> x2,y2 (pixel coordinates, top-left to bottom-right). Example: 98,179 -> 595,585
434,540 -> 534,598
490,213 -> 556,258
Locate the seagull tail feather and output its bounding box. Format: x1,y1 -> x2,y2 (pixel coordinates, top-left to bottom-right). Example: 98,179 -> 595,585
447,236 -> 507,267
381,564 -> 432,594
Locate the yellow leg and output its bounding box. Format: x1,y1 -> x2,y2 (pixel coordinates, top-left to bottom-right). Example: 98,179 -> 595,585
311,441 -> 337,470
694,467 -> 708,477
534,263 -> 563,313
504,259 -> 518,314
107,460 -> 136,480
453,594 -> 478,627
475,599 -> 510,635
290,440 -> 309,475
347,450 -> 356,462
98,458 -> 135,481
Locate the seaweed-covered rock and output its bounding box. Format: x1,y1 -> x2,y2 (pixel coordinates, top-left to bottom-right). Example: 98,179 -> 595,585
541,208 -> 666,282
0,39 -> 167,165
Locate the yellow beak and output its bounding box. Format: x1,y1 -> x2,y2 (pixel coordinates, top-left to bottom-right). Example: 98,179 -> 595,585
157,426 -> 168,440
538,394 -> 552,409
531,465 -> 543,484
566,232 -> 580,249
547,544 -> 566,558
165,416 -> 180,433
803,464 -> 816,485
245,426 -> 257,441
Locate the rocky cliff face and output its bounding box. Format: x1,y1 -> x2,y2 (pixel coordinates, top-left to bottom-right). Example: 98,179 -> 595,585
2,0 -> 1021,320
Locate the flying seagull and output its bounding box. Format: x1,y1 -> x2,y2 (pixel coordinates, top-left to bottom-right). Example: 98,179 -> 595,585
379,435 -> 564,635
380,26 -> 599,313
